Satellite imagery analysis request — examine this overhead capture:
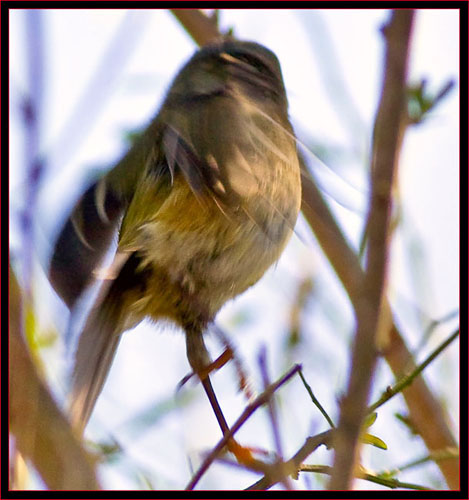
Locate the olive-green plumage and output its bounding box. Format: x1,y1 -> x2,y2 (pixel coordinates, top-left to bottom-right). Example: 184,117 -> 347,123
49,40 -> 301,432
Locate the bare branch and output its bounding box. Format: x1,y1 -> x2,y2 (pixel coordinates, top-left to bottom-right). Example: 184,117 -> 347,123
170,9 -> 224,46
9,268 -> 100,490
301,464 -> 430,490
384,326 -> 459,488
369,328 -> 459,414
186,364 -> 301,490
298,369 -> 335,429
329,10 -> 415,489
246,430 -> 333,490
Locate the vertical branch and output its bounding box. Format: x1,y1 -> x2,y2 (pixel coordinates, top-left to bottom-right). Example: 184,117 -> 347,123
329,10 -> 415,489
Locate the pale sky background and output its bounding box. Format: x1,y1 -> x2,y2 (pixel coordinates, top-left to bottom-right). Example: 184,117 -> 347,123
9,8 -> 459,490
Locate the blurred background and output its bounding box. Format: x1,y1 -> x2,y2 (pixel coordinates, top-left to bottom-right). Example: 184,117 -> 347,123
9,8 -> 459,490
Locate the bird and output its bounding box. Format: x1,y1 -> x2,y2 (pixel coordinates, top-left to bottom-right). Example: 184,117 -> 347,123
49,39 -> 301,444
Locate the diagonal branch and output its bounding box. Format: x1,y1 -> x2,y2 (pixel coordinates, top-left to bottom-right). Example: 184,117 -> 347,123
368,328 -> 459,414
9,267 -> 100,490
329,10 -> 415,489
186,364 -> 301,490
170,9 -> 223,46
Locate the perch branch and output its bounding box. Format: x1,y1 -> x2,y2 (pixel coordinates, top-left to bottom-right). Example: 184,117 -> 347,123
186,364 -> 301,490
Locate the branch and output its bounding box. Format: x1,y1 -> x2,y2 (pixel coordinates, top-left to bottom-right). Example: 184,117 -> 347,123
369,328 -> 459,414
299,101 -> 457,489
384,326 -> 459,488
329,10 -> 415,489
186,364 -> 301,490
246,430 -> 333,490
9,267 -> 100,490
238,327 -> 457,492
298,369 -> 335,429
301,465 -> 430,490
388,448 -> 459,475
170,9 -> 223,46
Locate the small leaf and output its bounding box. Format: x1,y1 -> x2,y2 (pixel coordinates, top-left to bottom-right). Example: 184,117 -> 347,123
363,412 -> 377,428
406,78 -> 456,124
362,433 -> 388,450
377,469 -> 399,479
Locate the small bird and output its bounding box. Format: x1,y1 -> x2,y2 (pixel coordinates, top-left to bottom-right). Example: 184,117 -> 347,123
49,39 -> 301,439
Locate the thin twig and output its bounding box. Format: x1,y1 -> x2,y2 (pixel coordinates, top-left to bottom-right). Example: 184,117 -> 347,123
329,10 -> 415,489
245,430 -> 333,490
298,369 -> 335,428
368,328 -> 459,414
385,448 -> 459,476
414,309 -> 459,356
386,325 -> 458,488
301,465 -> 430,490
186,364 -> 301,490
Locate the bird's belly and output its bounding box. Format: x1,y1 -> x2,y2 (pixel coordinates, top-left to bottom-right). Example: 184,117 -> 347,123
132,189 -> 293,327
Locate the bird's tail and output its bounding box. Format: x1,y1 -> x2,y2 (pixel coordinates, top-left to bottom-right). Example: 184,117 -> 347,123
68,301 -> 121,434
68,252 -> 133,434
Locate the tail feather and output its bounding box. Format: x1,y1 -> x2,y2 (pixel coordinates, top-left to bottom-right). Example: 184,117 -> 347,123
68,251 -> 133,434
69,315 -> 121,434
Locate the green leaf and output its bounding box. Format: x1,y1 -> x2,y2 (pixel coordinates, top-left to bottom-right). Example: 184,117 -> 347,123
361,433 -> 388,450
363,412 -> 377,428
406,78 -> 456,124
